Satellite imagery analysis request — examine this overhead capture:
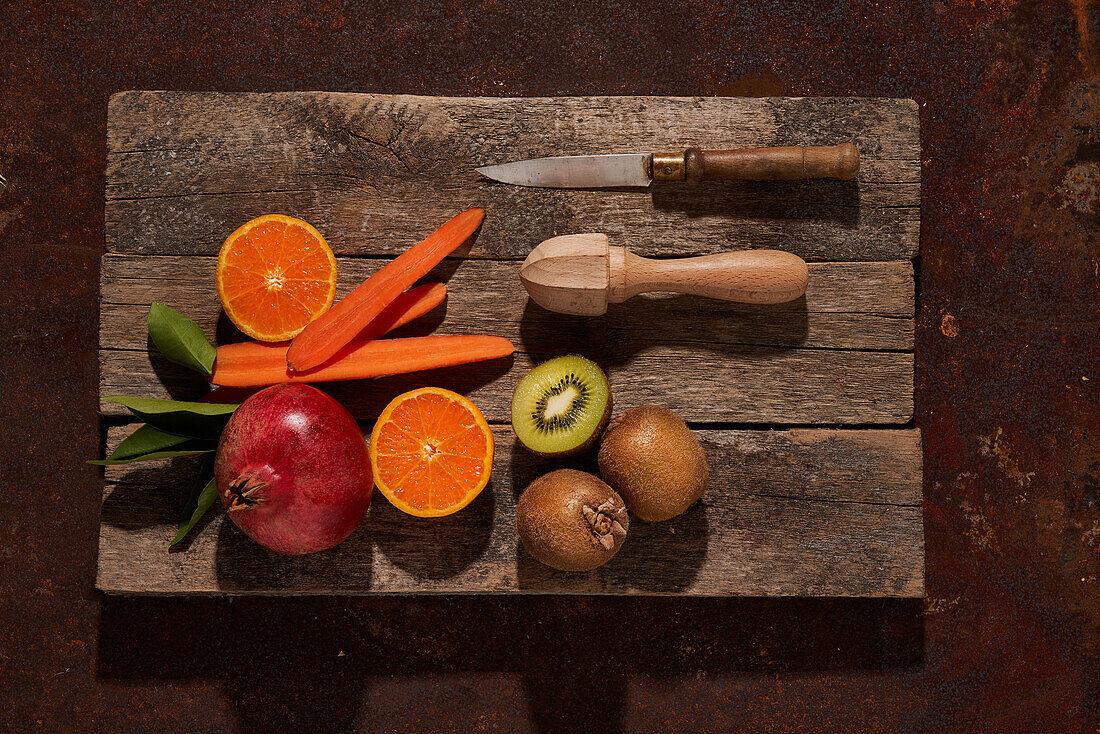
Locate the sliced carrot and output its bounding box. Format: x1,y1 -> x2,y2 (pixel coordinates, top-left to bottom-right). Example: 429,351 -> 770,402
354,282 -> 446,341
287,208 -> 484,372
212,335 -> 514,388
205,282 -> 446,396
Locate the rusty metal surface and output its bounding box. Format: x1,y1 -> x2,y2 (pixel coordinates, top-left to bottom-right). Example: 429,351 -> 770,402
1,0 -> 1098,731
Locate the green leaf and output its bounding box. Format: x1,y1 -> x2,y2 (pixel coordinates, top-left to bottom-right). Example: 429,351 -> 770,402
171,454 -> 218,546
86,424 -> 216,465
148,301 -> 216,375
108,423 -> 193,458
101,396 -> 238,439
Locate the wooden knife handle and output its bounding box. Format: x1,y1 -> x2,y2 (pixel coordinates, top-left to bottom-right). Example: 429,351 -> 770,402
682,143 -> 859,181
611,248 -> 809,305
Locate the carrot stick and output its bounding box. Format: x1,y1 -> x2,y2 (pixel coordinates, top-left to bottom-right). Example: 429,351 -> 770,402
354,282 -> 446,341
205,283 -> 446,397
287,208 -> 484,372
212,335 -> 514,388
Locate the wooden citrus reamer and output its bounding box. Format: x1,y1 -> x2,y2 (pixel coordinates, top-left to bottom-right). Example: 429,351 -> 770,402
520,234 -> 809,316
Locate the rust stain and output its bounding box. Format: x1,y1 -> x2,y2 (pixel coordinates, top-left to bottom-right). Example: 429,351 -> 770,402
1058,161 -> 1100,215
979,427 -> 1037,487
1069,0 -> 1096,78
959,500 -> 1001,552
712,71 -> 788,97
1049,456 -> 1100,638
924,596 -> 962,614
1034,497 -> 1069,545
941,313 -> 959,337
0,209 -> 20,234
1003,60 -> 1049,133
939,0 -> 1017,16
1082,521 -> 1100,552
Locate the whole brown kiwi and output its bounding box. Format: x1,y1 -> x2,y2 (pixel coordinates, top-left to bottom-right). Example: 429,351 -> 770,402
516,469 -> 629,572
597,405 -> 709,522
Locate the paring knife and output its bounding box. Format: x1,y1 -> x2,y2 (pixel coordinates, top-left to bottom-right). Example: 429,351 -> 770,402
477,143 -> 859,188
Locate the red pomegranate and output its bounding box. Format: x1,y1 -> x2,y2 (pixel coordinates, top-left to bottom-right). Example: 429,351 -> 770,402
215,383 -> 373,554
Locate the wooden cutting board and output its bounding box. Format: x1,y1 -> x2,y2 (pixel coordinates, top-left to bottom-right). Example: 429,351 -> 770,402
98,92 -> 922,596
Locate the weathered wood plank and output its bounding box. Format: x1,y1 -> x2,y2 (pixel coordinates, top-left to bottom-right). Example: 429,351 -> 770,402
101,344 -> 913,425
100,255 -> 914,351
98,92 -> 923,598
102,255 -> 915,312
106,92 -> 919,261
97,425 -> 923,596
99,254 -> 914,424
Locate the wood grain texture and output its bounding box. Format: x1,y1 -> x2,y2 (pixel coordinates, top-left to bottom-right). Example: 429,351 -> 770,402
98,93 -> 921,597
684,143 -> 860,181
106,92 -> 919,261
100,255 -> 914,424
611,247 -> 809,305
97,425 -> 923,596
518,233 -> 809,314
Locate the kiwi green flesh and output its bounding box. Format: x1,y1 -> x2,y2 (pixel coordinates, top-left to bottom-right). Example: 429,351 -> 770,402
511,355 -> 611,457
598,405 -> 709,522
516,469 -> 629,572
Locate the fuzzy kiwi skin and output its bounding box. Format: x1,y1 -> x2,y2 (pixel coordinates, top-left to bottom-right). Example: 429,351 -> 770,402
517,469 -> 629,572
597,405 -> 709,522
525,393 -> 612,459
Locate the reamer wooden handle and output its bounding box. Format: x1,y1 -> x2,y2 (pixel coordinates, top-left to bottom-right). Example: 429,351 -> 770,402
609,248 -> 809,305
676,143 -> 859,181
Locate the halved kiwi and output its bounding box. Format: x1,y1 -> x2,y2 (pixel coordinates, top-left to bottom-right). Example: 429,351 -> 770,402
511,355 -> 612,457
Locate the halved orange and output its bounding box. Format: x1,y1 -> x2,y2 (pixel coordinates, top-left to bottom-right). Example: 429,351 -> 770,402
216,214 -> 337,342
370,387 -> 494,517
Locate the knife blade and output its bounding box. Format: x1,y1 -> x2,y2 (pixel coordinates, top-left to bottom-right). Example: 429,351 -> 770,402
476,143 -> 859,188
476,153 -> 652,189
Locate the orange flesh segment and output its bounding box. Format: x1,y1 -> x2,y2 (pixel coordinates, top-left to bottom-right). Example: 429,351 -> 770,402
216,215 -> 337,342
370,388 -> 493,517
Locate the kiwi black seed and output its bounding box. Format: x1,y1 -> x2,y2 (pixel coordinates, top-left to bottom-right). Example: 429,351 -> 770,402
511,355 -> 611,457
598,405 -> 709,522
516,469 -> 629,572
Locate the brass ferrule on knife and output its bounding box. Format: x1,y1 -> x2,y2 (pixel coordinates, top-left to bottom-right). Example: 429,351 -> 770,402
651,152 -> 687,181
